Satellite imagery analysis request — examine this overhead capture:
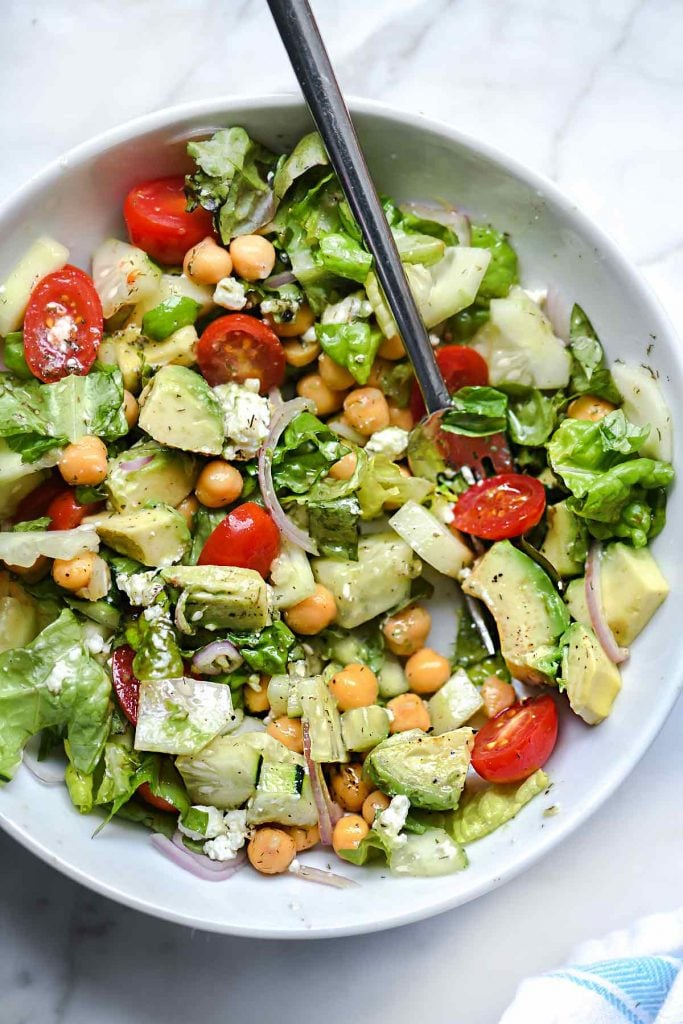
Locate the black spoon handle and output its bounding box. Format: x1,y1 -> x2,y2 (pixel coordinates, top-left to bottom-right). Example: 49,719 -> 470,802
267,0 -> 449,414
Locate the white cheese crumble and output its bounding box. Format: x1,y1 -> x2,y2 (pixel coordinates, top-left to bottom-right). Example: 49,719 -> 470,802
321,292 -> 372,325
82,625 -> 112,657
117,570 -> 163,607
43,647 -> 81,694
300,325 -> 318,343
214,378 -> 271,460
365,426 -> 410,460
203,809 -> 250,861
214,276 -> 247,310
375,794 -> 410,844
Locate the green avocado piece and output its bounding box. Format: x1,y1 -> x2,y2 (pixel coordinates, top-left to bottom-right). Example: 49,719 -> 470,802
364,728 -> 474,810
138,365 -> 224,456
90,505 -> 190,567
561,622 -> 622,724
105,441 -> 198,512
539,500 -> 588,578
564,577 -> 590,628
462,540 -> 569,684
160,564 -> 270,632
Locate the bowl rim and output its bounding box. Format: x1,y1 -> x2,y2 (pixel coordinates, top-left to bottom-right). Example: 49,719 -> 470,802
1,93 -> 681,939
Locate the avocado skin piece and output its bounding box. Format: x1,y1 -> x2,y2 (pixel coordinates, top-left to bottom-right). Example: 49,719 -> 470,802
91,505 -> 190,567
106,441 -> 198,512
138,364 -> 225,456
364,729 -> 474,810
539,500 -> 587,578
462,540 -> 569,685
561,622 -> 622,725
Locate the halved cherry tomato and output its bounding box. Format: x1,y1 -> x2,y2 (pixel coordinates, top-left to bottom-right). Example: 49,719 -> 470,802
111,645 -> 140,725
47,490 -> 104,531
123,176 -> 215,266
471,694 -> 558,783
13,477 -> 67,524
452,472 -> 546,540
137,782 -> 178,814
198,501 -> 280,577
23,265 -> 103,383
196,314 -> 286,394
410,345 -> 489,421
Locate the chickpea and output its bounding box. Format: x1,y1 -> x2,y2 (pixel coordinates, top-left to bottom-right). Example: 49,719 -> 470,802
343,387 -> 390,436
367,358 -> 391,389
567,394 -> 617,422
176,494 -> 199,529
229,234 -> 276,281
5,556 -> 49,583
183,236 -> 233,286
244,676 -> 270,714
388,404 -> 414,431
362,790 -> 391,825
378,334 -> 406,360
123,390 -> 139,429
296,373 -> 346,417
387,692 -> 430,734
481,676 -> 517,718
284,583 -> 337,635
52,552 -> 97,592
264,304 -> 315,339
382,605 -> 432,658
329,663 -> 379,711
58,436 -> 108,487
283,338 -> 321,367
332,814 -> 369,855
330,763 -> 372,813
405,647 -> 451,695
318,353 -> 355,390
247,827 -> 296,875
195,460 -> 243,508
328,451 -> 358,481
288,824 -> 320,852
266,715 -> 304,754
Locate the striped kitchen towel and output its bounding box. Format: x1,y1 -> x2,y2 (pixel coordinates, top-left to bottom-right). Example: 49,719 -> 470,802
500,910 -> 683,1023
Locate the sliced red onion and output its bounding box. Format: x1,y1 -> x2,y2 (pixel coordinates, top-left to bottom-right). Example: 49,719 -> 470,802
264,271 -> 297,289
268,386 -> 283,407
290,862 -> 359,889
544,286 -> 571,344
302,722 -> 343,844
258,397 -> 318,554
23,746 -> 65,786
400,200 -> 471,246
150,831 -> 247,881
585,542 -> 629,664
119,455 -> 154,473
192,639 -> 242,676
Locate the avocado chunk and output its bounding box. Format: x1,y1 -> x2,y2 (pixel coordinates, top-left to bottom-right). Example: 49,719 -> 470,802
428,669 -> 484,734
462,540 -> 569,684
364,728 -> 474,810
106,441 -> 198,512
561,622 -> 622,725
539,500 -> 588,578
138,365 -> 224,456
312,532 -> 421,628
564,577 -> 590,628
89,505 -> 190,567
160,564 -> 270,633
176,733 -> 262,809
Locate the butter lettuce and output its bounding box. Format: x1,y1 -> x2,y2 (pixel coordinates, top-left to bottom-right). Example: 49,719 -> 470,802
339,824 -> 467,876
227,621 -> 296,675
124,597 -> 183,681
315,321 -> 383,385
568,304 -> 621,404
308,496 -> 360,560
442,386 -> 508,437
273,131 -> 328,200
357,454 -> 433,520
271,411 -> 349,496
447,770 -> 549,844
469,224 -> 519,299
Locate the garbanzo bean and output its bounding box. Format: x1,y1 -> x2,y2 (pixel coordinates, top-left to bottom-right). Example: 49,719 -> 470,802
362,790 -> 391,825
382,605 -> 432,657
296,373 -> 346,417
387,692 -> 430,733
332,814 -> 369,855
195,460 -> 243,508
388,404 -> 414,431
183,236 -> 233,285
318,353 -> 355,390
481,676 -> 517,718
248,827 -> 296,874
378,334 -> 406,360
229,235 -> 276,281
264,304 -> 315,339
283,338 -> 321,367
405,647 -> 451,695
329,663 -> 379,711
5,556 -> 49,583
343,387 -> 390,436
58,435 -> 108,486
52,552 -> 97,592
123,390 -> 139,429
284,584 -> 337,635
330,763 -> 372,813
244,676 -> 270,714
567,394 -> 617,422
328,451 -> 358,481
176,494 -> 199,529
266,715 -> 304,754
288,824 -> 320,852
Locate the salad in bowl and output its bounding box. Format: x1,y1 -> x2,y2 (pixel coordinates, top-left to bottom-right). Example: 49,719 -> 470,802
0,126 -> 673,888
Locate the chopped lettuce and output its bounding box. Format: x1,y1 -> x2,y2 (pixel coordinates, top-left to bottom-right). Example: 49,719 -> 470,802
357,453 -> 433,520
271,411 -> 349,496
272,131 -> 328,200
339,823 -> 467,876
227,621 -> 296,675
448,770 -> 549,844
315,321 -> 383,386
504,385 -> 559,447
186,506 -> 227,565
319,233 -> 373,283
568,304 -> 621,404
134,675 -> 237,755
453,603 -> 509,684
124,596 -> 183,681
3,333 -> 31,379
0,527 -> 99,568
442,386 -> 508,437
469,224 -> 519,299
308,496 -> 360,560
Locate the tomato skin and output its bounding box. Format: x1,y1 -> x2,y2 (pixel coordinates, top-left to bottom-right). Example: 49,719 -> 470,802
23,265 -> 103,383
410,345 -> 489,421
472,695 -> 558,784
123,176 -> 215,266
197,314 -> 286,394
198,502 -> 280,577
47,490 -> 104,530
137,782 -> 177,814
111,645 -> 140,725
452,473 -> 546,540
12,477 -> 67,524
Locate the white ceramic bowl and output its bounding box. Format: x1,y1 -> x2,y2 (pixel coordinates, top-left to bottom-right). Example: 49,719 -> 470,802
1,97 -> 680,938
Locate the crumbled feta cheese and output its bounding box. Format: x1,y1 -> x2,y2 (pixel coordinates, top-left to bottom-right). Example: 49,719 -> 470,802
82,624 -> 111,657
214,380 -> 271,460
179,804 -> 226,841
300,326 -> 318,343
214,277 -> 247,310
202,809 -> 249,861
375,794 -> 410,844
142,603 -> 164,624
44,647 -> 81,694
321,292 -> 372,325
365,427 -> 410,460
428,332 -> 440,348
288,858 -> 301,874
117,570 -> 163,608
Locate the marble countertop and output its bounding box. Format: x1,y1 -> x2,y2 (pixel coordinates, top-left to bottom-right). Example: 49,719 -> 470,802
2,1 -> 682,1021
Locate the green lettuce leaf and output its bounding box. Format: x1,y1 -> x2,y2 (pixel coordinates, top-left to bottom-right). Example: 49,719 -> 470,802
125,597 -> 183,681
369,359 -> 414,408
308,496 -> 360,560
273,132 -> 329,199
271,411 -> 349,496
319,233 -> 373,283
315,321 -> 383,386
453,603 -> 509,684
504,385 -> 560,447
441,386 -> 508,437
469,223 -> 519,299
340,825 -> 467,876
3,333 -> 32,379
447,770 -> 549,844
227,621 -> 296,675
568,304 -> 622,404
357,453 -> 433,520
186,506 -> 228,565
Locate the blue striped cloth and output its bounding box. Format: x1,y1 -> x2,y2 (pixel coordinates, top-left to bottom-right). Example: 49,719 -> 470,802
500,912 -> 683,1023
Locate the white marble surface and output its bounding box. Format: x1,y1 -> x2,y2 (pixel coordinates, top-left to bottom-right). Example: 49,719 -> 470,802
1,1 -> 683,1021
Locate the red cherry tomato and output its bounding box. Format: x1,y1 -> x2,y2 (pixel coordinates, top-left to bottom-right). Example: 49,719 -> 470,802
111,645 -> 140,725
198,501 -> 280,577
12,477 -> 67,524
47,490 -> 104,531
23,265 -> 103,383
410,345 -> 489,421
137,783 -> 178,814
452,473 -> 546,540
123,176 -> 215,266
197,314 -> 286,394
472,695 -> 559,783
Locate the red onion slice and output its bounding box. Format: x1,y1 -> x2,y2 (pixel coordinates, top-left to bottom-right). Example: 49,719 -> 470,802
151,832 -> 247,881
119,455 -> 154,473
399,200 -> 471,246
544,286 -> 571,344
290,863 -> 359,889
264,271 -> 297,289
192,639 -> 242,676
258,397 -> 319,554
302,722 -> 343,844
585,542 -> 629,664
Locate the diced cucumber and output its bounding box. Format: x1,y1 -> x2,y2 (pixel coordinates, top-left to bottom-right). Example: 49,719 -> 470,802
176,733 -> 262,809
612,362 -> 672,461
247,751 -> 318,827
270,539 -> 317,609
389,501 -> 474,578
92,238 -> 162,319
428,669 -> 484,734
298,675 -> 348,763
0,236 -> 69,335
266,674 -> 303,718
341,705 -> 390,752
378,654 -> 409,698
